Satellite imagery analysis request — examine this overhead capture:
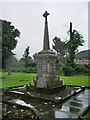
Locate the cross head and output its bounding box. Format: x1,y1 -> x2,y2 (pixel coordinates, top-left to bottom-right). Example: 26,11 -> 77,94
43,11 -> 50,23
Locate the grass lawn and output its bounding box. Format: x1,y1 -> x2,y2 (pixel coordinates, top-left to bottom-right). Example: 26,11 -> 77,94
1,72 -> 35,88
60,76 -> 90,87
0,72 -> 90,88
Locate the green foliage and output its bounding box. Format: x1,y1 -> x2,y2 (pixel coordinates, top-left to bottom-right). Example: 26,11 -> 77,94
55,58 -> 65,75
67,29 -> 84,67
52,23 -> 85,76
82,111 -> 90,119
75,64 -> 90,75
53,37 -> 67,57
19,46 -> 36,73
62,65 -> 77,76
6,58 -> 36,73
5,55 -> 18,70
1,19 -> 20,69
23,67 -> 36,73
56,59 -> 90,76
19,57 -> 36,73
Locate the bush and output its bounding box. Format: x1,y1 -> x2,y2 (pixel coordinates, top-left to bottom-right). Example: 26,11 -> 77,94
5,66 -> 37,73
23,67 -> 36,73
75,64 -> 90,75
56,58 -> 90,76
62,65 -> 77,76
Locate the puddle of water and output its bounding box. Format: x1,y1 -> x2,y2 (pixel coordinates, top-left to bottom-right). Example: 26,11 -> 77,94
44,89 -> 90,118
71,97 -> 82,102
59,105 -> 81,113
59,105 -> 70,112
69,106 -> 81,113
68,101 -> 82,107
55,110 -> 78,118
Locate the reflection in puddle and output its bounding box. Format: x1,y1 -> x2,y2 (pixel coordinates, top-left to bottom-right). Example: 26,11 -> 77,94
59,105 -> 80,113
69,101 -> 82,107
60,105 -> 69,112
71,97 -> 82,102
55,110 -> 78,118
45,89 -> 90,118
69,106 -> 80,113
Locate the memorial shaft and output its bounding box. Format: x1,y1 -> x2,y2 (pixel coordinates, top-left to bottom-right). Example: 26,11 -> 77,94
33,11 -> 62,88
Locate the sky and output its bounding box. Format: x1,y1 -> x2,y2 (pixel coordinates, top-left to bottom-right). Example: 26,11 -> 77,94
0,1 -> 89,59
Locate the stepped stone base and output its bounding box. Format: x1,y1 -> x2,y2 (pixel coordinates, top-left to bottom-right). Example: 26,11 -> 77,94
33,75 -> 62,88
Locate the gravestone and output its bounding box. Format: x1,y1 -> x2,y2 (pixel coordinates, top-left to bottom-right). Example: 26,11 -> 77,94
33,11 -> 62,88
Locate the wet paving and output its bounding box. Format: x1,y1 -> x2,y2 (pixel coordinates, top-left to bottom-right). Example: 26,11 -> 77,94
43,88 -> 90,118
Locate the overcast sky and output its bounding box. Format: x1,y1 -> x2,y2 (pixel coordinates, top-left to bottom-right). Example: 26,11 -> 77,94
0,1 -> 89,59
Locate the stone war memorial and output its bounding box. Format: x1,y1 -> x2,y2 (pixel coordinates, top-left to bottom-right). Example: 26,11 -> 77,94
2,11 -> 90,119
33,11 -> 62,89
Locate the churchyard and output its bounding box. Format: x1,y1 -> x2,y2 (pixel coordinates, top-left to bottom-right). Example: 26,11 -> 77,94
1,10 -> 90,119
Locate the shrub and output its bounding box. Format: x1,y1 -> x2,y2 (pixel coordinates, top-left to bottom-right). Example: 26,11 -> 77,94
23,67 -> 36,73
62,65 -> 76,76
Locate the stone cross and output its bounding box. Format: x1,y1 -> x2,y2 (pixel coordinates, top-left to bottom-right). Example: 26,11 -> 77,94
43,11 -> 50,23
33,11 -> 62,88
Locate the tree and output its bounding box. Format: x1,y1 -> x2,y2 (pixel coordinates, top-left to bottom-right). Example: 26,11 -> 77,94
5,55 -> 18,74
52,36 -> 67,58
20,46 -> 36,73
67,22 -> 85,67
23,46 -> 30,58
23,46 -> 31,68
52,22 -> 85,76
52,37 -> 67,75
1,19 -> 20,69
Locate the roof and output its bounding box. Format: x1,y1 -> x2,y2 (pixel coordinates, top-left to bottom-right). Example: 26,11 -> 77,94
76,50 -> 90,59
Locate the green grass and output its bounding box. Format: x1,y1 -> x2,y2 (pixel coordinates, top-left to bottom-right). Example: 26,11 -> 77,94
1,72 -> 35,88
60,76 -> 90,86
0,72 -> 90,88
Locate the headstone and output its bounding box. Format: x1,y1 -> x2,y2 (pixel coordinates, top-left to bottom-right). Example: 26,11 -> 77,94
33,11 -> 62,88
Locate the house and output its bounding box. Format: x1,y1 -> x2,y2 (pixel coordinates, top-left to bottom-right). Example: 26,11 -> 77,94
76,50 -> 90,65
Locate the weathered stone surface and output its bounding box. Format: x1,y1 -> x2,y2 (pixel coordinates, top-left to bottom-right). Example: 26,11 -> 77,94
43,11 -> 50,50
33,11 -> 62,88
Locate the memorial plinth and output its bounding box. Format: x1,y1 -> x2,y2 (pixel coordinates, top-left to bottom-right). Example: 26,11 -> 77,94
33,11 -> 62,88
